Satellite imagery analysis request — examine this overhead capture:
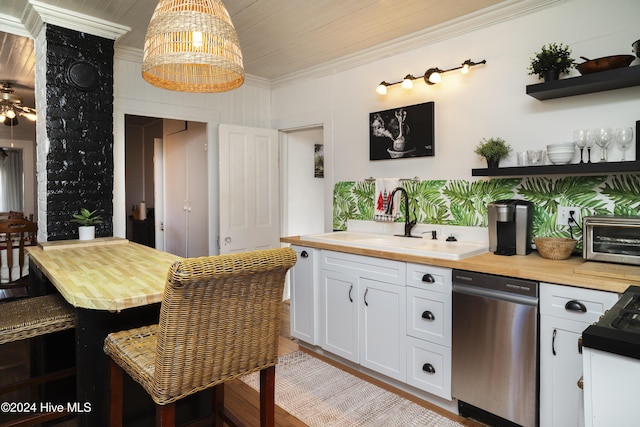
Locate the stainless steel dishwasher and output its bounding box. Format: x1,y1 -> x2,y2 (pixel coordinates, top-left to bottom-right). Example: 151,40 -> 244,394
452,269 -> 539,427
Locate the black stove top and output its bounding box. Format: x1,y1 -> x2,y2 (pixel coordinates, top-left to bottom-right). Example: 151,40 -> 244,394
582,285 -> 640,360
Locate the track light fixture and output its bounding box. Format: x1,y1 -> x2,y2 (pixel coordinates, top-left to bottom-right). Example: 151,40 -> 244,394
376,59 -> 486,94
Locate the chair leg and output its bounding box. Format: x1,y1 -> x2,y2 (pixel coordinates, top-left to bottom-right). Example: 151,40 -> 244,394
212,383 -> 225,427
260,366 -> 275,427
108,358 -> 123,427
157,403 -> 176,427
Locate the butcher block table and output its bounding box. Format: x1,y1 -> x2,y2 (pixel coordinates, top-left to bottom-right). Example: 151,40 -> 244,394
27,238 -> 182,426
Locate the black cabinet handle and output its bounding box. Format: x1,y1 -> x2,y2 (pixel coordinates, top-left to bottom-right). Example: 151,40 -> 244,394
421,311 -> 435,321
300,250 -> 308,258
565,300 -> 587,313
422,363 -> 436,374
348,285 -> 353,303
422,274 -> 435,283
552,328 -> 557,356
364,288 -> 369,306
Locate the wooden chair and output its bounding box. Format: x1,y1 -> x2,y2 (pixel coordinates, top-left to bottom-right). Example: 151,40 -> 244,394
0,212 -> 33,222
0,218 -> 38,301
0,294 -> 77,425
104,247 -> 297,427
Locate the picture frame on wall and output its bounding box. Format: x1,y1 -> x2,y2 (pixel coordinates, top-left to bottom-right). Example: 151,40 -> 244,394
369,101 -> 435,160
314,143 -> 324,178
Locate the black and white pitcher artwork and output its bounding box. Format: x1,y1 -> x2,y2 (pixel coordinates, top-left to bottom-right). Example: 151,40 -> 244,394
369,101 -> 434,160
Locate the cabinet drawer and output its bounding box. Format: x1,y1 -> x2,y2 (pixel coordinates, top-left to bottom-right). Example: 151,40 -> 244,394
406,263 -> 452,293
406,336 -> 452,400
540,282 -> 620,323
406,287 -> 451,346
320,250 -> 405,286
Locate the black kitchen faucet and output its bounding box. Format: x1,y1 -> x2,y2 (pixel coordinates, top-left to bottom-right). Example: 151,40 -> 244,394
386,187 -> 417,237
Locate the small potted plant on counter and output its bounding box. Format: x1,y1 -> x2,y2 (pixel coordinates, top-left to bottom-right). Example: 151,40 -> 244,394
475,137 -> 512,168
71,208 -> 103,240
528,42 -> 574,82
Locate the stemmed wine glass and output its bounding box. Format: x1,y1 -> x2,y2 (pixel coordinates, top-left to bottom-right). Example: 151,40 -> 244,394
584,129 -> 595,163
595,127 -> 612,162
573,129 -> 587,163
614,127 -> 634,161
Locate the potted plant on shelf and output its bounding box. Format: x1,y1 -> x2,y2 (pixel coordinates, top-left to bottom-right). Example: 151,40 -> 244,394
71,208 -> 103,240
528,42 -> 574,82
475,137 -> 512,168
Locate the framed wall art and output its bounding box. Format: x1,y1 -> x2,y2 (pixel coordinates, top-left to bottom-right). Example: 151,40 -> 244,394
314,143 -> 324,178
369,101 -> 435,160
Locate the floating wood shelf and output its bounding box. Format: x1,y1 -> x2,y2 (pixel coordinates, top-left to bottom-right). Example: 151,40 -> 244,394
526,65 -> 640,100
472,121 -> 640,177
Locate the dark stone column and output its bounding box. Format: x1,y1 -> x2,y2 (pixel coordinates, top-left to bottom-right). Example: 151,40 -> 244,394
45,25 -> 114,240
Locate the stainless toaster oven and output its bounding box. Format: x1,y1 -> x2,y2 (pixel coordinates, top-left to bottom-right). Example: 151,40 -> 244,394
583,215 -> 640,265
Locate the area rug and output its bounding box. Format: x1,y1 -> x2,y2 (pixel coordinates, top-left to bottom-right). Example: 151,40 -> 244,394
241,350 -> 464,427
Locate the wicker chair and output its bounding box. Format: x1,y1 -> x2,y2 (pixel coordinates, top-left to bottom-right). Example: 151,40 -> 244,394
0,218 -> 38,301
104,247 -> 297,427
0,294 -> 77,425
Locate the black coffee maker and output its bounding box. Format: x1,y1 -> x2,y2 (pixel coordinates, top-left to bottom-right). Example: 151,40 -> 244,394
487,199 -> 533,256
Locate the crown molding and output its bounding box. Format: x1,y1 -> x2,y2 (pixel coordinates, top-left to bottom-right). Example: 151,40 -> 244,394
25,0 -> 130,40
0,13 -> 32,38
270,0 -> 563,88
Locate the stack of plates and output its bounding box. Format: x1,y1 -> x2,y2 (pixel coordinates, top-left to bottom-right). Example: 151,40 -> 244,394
547,142 -> 575,165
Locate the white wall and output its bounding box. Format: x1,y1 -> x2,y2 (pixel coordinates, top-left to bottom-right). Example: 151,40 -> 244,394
284,127 -> 325,236
271,0 -> 640,208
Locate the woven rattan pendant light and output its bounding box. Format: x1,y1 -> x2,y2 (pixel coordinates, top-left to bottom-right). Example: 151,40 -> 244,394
142,0 -> 244,92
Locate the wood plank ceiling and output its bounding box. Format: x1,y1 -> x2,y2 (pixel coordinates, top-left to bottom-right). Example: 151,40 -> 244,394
0,0 -> 510,139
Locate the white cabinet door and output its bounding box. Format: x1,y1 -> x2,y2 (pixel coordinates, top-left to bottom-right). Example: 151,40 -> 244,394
359,278 -> 406,381
320,269 -> 359,363
290,246 -> 318,345
539,283 -> 619,427
540,315 -> 587,427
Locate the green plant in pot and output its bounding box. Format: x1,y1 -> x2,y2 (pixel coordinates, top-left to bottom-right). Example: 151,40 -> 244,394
71,208 -> 103,240
475,137 -> 512,168
528,42 -> 574,82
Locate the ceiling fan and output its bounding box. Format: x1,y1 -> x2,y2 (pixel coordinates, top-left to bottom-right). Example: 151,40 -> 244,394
0,82 -> 36,126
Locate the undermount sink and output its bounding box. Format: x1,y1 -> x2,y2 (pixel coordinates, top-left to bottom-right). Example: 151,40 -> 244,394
300,231 -> 488,260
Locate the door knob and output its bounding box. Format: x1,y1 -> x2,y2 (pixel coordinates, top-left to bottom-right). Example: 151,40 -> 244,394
224,237 -> 231,244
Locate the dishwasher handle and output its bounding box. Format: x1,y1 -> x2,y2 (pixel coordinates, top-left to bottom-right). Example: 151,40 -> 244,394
453,282 -> 538,306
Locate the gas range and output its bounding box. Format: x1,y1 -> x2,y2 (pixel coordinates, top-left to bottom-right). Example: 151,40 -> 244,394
582,285 -> 640,359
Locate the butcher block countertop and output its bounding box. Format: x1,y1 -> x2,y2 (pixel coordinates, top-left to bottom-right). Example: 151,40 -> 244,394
27,238 -> 182,312
281,236 -> 638,294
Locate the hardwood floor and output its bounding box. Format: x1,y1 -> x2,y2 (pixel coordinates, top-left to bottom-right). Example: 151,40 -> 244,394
1,301 -> 480,427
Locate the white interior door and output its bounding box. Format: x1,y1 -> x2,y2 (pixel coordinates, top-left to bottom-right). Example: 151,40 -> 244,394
219,124 -> 280,254
163,121 -> 208,257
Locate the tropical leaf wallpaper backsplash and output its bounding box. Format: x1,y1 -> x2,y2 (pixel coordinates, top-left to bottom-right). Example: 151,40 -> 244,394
333,174 -> 640,246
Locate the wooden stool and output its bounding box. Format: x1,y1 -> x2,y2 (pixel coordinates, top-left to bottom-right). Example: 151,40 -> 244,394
0,294 -> 77,426
104,247 -> 297,427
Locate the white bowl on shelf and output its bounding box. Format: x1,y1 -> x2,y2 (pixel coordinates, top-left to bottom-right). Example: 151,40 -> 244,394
547,142 -> 576,150
548,151 -> 574,164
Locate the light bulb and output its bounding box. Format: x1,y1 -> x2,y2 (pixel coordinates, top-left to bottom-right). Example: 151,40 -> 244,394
5,109 -> 16,119
23,112 -> 37,121
0,112 -> 5,122
376,83 -> 388,95
401,75 -> 414,89
461,63 -> 470,74
192,31 -> 203,49
428,71 -> 441,84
